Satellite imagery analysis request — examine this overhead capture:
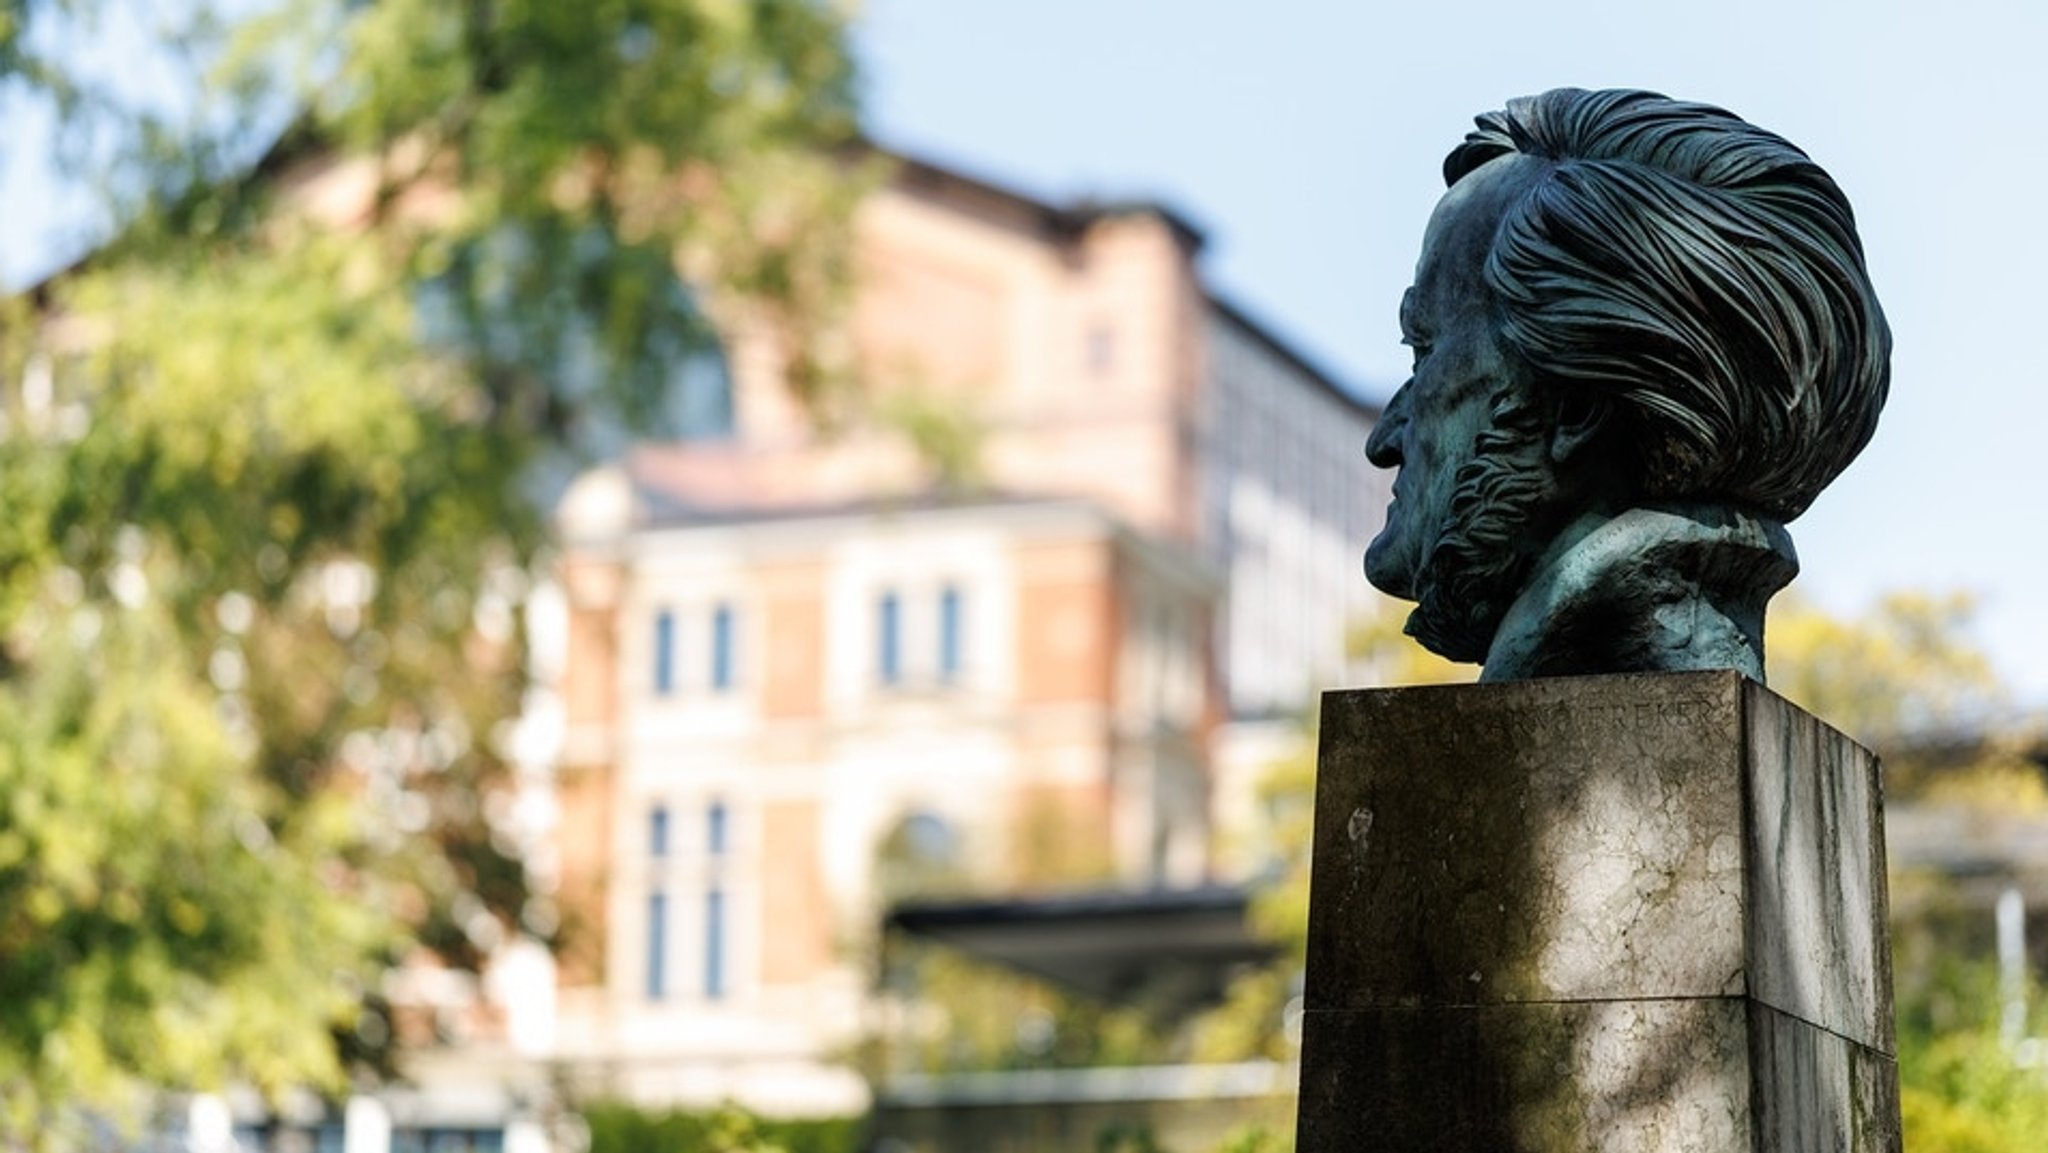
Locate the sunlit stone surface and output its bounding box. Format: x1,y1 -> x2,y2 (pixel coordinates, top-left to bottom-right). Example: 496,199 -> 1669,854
1296,671 -> 1900,1151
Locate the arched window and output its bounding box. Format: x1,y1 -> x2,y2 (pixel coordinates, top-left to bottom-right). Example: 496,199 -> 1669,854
877,810 -> 965,902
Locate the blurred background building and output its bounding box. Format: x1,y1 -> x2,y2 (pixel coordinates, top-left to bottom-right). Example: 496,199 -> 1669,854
13,4 -> 2048,1152
532,152 -> 1385,1117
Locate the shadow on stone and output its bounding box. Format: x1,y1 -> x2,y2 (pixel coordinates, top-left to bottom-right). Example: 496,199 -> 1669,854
1295,672 -> 1899,1151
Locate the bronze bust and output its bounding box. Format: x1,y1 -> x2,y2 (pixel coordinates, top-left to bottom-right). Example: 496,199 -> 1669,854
1364,88 -> 1890,682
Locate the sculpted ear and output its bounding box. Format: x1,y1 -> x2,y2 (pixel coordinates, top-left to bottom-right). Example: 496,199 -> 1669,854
1548,393 -> 1612,465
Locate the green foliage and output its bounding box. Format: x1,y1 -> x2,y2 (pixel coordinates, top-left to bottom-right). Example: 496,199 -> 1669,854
1767,590 -> 2006,748
1344,590 -> 1479,692
282,0 -> 868,419
1090,1121 -> 1164,1153
0,228 -> 513,1132
0,589 -> 386,1129
1893,955 -> 2048,1153
1184,965 -> 1293,1067
1767,591 -> 2048,811
868,941 -> 1174,1079
580,1101 -> 860,1153
874,385 -> 985,495
1205,1124 -> 1291,1153
0,0 -> 863,1140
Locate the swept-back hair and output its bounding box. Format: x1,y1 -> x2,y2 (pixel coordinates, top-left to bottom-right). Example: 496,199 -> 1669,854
1446,88 -> 1890,520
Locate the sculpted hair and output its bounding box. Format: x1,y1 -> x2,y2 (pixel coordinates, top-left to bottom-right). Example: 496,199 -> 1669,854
1445,88 -> 1890,521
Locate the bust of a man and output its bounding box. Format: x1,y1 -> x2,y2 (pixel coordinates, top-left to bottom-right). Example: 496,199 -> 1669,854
1364,88 -> 1890,682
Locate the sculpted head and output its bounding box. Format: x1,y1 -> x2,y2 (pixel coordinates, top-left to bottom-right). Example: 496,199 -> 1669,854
1364,88 -> 1890,677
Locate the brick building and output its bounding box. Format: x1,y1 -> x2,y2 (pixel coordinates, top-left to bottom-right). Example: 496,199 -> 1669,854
536,154 -> 1384,1112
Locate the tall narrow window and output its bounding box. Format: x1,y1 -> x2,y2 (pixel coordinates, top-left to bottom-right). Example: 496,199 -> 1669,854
707,800 -> 728,857
704,887 -> 726,1001
710,602 -> 735,691
938,585 -> 963,683
646,891 -> 668,1001
653,610 -> 676,696
650,805 -> 670,858
878,591 -> 901,685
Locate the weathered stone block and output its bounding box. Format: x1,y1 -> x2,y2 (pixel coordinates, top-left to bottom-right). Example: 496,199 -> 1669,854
1296,670 -> 1899,1151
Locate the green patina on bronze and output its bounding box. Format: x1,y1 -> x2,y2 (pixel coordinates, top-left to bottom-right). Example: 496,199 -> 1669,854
1364,89 -> 1891,683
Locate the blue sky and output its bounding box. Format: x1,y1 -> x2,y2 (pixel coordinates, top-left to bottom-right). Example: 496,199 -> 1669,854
6,0 -> 2046,703
858,0 -> 2048,704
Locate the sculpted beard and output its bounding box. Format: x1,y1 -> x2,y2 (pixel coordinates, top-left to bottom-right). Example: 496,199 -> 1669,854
1405,393 -> 1556,663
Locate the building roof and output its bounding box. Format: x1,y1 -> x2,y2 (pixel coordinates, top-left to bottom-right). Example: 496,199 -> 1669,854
631,480 -> 1098,533
23,122 -> 1380,424
1207,290 -> 1382,421
881,146 -> 1210,256
878,144 -> 1383,422
885,884 -> 1278,1015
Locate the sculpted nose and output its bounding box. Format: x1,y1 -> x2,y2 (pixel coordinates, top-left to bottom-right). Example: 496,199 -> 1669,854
1365,383 -> 1409,469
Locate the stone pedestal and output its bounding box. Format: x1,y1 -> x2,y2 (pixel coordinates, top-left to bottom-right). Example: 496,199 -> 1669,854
1295,670 -> 1900,1152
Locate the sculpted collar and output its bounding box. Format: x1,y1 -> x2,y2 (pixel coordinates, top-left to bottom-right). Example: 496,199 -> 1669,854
1480,503 -> 1800,683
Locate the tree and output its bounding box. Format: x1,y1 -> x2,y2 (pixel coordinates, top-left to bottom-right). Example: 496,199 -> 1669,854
581,1101 -> 860,1153
1767,590 -> 2006,748
0,0 -> 862,1139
